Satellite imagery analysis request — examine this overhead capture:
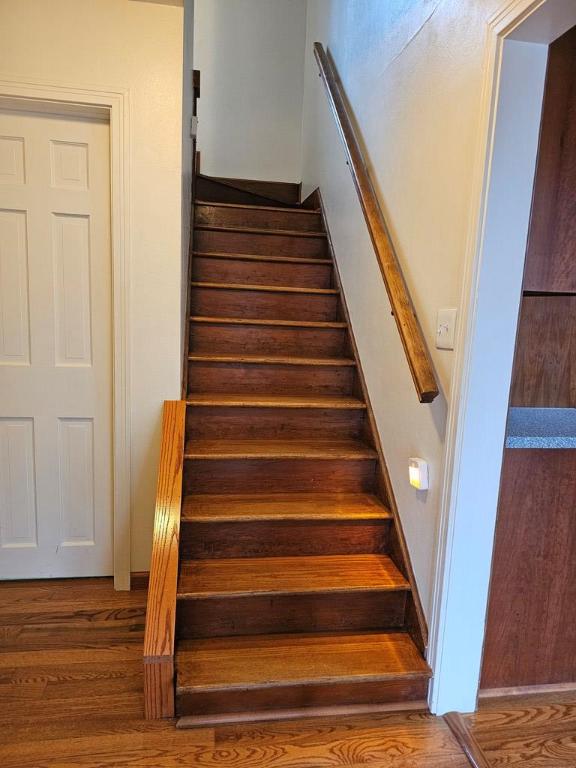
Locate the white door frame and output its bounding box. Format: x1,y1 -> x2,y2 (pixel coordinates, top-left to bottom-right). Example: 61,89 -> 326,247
428,0 -> 576,713
0,77 -> 132,590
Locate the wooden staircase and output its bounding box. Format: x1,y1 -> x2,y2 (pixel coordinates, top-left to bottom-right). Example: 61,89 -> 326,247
159,175 -> 431,726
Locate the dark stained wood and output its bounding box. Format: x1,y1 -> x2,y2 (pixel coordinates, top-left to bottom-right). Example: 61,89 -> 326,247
195,226 -> 328,258
481,449 -> 576,689
196,174 -> 296,207
187,359 -> 356,396
189,316 -> 349,357
509,295 -> 576,407
176,590 -> 406,638
208,176 -> 301,205
192,251 -> 333,288
523,26 -> 576,293
171,162 -> 430,724
143,400 -> 186,719
190,282 -> 339,321
195,201 -> 322,231
313,43 -> 438,403
180,519 -> 390,559
185,404 -> 364,440
183,457 -> 377,495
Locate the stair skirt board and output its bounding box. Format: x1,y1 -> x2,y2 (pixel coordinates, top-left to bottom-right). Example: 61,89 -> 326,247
148,174 -> 430,726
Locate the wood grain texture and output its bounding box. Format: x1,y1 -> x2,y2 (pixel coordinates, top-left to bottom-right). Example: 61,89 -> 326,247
185,404 -> 364,440
183,456 -> 377,495
195,202 -> 322,231
183,437 -> 377,460
444,711 -> 492,768
0,575 -> 503,768
190,282 -> 338,321
180,519 -> 390,559
176,590 -> 406,638
523,26 -> 576,293
189,317 -> 349,357
481,449 -> 576,689
194,227 -> 328,258
143,400 -> 186,719
509,295 -> 576,407
192,252 -> 333,288
181,492 -> 389,522
187,359 -> 356,396
177,554 -> 409,598
176,632 -> 430,692
313,43 -> 438,403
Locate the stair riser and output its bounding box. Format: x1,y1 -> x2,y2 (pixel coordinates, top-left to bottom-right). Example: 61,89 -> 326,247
190,286 -> 338,322
189,322 -> 349,358
195,229 -> 328,258
196,177 -> 294,207
180,519 -> 390,558
176,677 -> 430,718
192,255 -> 333,288
195,205 -> 322,232
176,590 -> 406,639
187,362 -> 355,396
185,406 -> 365,440
183,458 -> 377,494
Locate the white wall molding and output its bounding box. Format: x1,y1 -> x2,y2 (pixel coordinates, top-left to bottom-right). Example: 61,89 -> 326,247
428,0 -> 576,713
0,78 -> 133,590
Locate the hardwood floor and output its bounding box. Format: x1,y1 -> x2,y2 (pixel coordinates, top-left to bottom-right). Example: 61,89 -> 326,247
2,577 -> 575,767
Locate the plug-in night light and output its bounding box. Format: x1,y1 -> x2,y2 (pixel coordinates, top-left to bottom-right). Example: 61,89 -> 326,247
408,458 -> 429,490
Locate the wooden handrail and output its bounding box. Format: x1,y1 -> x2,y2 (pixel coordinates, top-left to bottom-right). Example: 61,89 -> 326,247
313,43 -> 439,403
143,400 -> 186,719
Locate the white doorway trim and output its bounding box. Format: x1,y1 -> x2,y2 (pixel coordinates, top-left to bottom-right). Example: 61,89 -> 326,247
428,0 -> 576,713
0,77 -> 132,590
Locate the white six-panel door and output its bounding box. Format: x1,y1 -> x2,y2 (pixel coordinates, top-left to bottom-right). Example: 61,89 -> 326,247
0,107 -> 113,578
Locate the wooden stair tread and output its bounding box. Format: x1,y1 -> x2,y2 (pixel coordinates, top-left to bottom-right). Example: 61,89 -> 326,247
184,438 -> 377,460
188,352 -> 355,366
177,555 -> 408,599
185,394 -> 366,409
181,492 -> 392,522
176,631 -> 430,692
195,200 -> 320,215
190,316 -> 347,329
195,224 -> 327,238
192,250 -> 330,265
191,281 -> 338,295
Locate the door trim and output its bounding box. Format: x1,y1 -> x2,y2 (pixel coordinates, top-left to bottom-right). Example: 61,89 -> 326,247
0,78 -> 132,590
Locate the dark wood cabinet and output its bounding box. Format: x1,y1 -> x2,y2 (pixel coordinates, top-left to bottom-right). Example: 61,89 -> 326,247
482,449 -> 576,689
523,26 -> 576,293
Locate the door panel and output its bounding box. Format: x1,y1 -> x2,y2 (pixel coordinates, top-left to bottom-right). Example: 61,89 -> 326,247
0,107 -> 112,578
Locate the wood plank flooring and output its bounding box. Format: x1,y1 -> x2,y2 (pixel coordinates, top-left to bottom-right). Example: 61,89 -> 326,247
1,576 -> 575,767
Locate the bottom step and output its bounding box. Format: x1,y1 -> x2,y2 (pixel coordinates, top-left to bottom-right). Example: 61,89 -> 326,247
177,699 -> 428,728
175,631 -> 431,720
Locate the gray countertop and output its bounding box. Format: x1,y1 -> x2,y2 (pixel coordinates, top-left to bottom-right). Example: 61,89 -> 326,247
506,408 -> 576,448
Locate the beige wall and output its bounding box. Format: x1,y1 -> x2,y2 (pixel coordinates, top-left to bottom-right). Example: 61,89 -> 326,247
0,0 -> 184,571
300,0 -> 506,618
194,0 -> 307,182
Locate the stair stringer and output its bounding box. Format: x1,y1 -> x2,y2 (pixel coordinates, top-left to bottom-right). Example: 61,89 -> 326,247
317,188 -> 428,654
